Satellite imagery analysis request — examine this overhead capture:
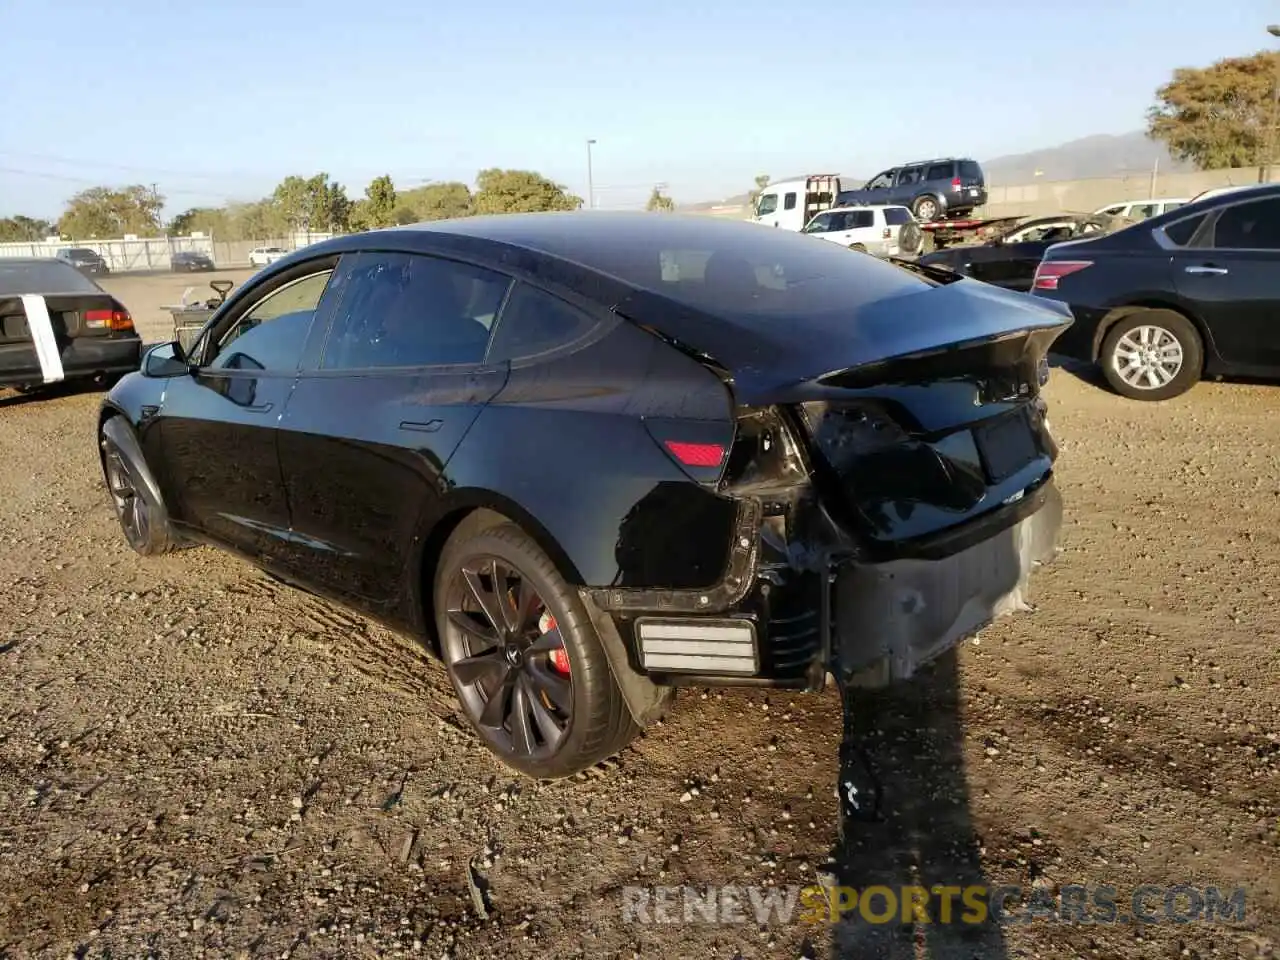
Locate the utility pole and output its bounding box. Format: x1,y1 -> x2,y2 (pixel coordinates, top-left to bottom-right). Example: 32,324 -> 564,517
586,139 -> 596,209
1266,26 -> 1280,183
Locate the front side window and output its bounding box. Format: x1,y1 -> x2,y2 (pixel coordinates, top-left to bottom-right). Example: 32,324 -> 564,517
755,193 -> 778,216
322,253 -> 511,370
802,213 -> 833,233
207,270 -> 334,372
896,166 -> 925,186
1100,205 -> 1126,217
865,170 -> 894,190
488,284 -> 597,361
783,192 -> 797,211
1211,197 -> 1280,250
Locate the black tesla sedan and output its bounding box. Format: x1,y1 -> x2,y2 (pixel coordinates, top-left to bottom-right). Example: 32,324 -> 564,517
1034,183 -> 1280,401
98,213 -> 1069,777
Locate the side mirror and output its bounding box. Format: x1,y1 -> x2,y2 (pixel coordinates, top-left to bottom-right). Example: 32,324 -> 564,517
142,341 -> 194,379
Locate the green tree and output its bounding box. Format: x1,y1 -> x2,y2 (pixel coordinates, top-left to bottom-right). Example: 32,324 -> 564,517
0,215 -> 55,241
348,174 -> 400,232
272,173 -> 351,232
645,186 -> 676,212
1147,50 -> 1280,177
395,181 -> 473,222
226,200 -> 288,241
748,174 -> 771,210
472,169 -> 582,215
58,185 -> 165,239
168,207 -> 229,237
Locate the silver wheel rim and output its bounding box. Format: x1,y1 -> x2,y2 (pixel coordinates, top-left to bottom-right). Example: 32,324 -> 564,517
1112,324 -> 1184,389
917,200 -> 937,220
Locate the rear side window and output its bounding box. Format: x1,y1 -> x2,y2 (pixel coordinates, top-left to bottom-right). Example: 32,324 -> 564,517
783,192 -> 797,211
1211,198 -> 1280,250
1162,213 -> 1208,247
1162,201 -> 1185,214
488,284 -> 597,361
925,163 -> 953,181
958,161 -> 983,182
849,210 -> 874,229
882,207 -> 912,226
322,253 -> 511,369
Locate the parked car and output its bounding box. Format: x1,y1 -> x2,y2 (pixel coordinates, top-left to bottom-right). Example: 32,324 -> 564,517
98,213 -> 1068,777
1092,198 -> 1188,221
0,258 -> 141,391
800,205 -> 923,257
56,247 -> 110,276
171,251 -> 216,272
1033,183 -> 1280,401
248,246 -> 288,267
917,213 -> 1121,291
837,158 -> 987,222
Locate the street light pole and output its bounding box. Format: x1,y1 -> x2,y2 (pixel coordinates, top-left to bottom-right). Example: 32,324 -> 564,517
1265,25 -> 1280,183
585,139 -> 596,209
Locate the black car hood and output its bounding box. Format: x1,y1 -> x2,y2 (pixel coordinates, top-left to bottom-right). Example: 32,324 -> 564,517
618,275 -> 1072,404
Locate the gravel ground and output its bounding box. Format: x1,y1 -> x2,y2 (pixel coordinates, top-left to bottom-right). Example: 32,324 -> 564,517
0,358 -> 1277,959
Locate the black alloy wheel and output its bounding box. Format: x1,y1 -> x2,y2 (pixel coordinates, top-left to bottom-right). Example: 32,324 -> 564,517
443,555 -> 574,760
103,442 -> 153,553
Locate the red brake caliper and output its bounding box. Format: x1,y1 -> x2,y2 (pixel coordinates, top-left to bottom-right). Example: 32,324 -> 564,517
540,610 -> 571,675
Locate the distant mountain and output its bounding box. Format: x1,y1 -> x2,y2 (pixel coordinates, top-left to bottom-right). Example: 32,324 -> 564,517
682,131 -> 1196,209
976,131 -> 1194,184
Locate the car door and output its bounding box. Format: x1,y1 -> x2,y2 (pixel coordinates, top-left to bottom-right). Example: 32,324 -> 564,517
275,250 -> 513,615
890,165 -> 925,206
859,170 -> 896,205
149,260 -> 340,562
1172,195 -> 1280,369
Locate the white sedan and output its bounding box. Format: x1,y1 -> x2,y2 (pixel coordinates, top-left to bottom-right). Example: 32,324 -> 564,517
248,246 -> 289,267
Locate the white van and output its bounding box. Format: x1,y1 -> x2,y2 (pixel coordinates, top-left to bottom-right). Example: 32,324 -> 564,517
752,175 -> 847,231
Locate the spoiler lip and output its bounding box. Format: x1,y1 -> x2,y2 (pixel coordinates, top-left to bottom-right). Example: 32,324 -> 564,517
618,276 -> 1073,405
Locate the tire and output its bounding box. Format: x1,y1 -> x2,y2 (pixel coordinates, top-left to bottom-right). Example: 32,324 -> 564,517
434,521 -> 638,778
849,243 -> 867,253
1098,309 -> 1202,401
99,418 -> 178,556
912,196 -> 941,222
898,221 -> 923,256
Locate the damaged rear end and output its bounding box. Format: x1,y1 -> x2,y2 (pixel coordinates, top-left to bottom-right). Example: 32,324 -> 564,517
609,261 -> 1071,690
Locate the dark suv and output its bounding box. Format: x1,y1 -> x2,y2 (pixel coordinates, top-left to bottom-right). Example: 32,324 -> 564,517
837,158 -> 987,222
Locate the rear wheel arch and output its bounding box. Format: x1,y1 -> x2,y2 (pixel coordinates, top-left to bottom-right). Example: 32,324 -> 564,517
414,495 -> 586,652
1091,302 -> 1210,372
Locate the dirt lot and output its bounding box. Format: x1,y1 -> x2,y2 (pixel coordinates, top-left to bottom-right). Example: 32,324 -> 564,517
1,339 -> 1278,957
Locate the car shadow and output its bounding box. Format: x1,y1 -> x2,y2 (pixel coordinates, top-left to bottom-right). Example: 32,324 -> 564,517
0,378 -> 112,410
1046,352 -> 1107,390
826,648 -> 1009,959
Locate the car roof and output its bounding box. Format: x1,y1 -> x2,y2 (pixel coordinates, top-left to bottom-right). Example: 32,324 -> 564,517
825,204 -> 910,213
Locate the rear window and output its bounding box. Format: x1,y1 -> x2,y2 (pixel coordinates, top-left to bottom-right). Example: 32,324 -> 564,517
882,207 -> 913,226
65,248 -> 98,257
925,163 -> 954,181
958,161 -> 983,182
0,260 -> 102,295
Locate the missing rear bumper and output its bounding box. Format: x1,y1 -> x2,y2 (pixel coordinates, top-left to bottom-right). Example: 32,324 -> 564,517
834,481 -> 1062,687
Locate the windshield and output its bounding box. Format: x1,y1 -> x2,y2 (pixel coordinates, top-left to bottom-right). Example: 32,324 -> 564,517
0,260 -> 102,294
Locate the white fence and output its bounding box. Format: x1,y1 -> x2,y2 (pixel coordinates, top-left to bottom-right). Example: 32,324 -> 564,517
0,231 -> 337,273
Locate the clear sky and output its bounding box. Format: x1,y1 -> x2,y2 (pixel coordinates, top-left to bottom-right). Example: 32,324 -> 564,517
1,0 -> 1276,219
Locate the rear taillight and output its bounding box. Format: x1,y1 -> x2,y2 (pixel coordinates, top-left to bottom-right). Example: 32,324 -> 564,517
882,227 -> 892,239
1032,260 -> 1092,291
84,309 -> 134,332
800,402 -> 910,470
951,176 -> 962,193
642,418 -> 732,482
664,441 -> 725,468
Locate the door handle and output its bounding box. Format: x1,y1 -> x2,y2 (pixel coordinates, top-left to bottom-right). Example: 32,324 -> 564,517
400,419 -> 443,433
245,402 -> 274,414
1184,265 -> 1229,275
